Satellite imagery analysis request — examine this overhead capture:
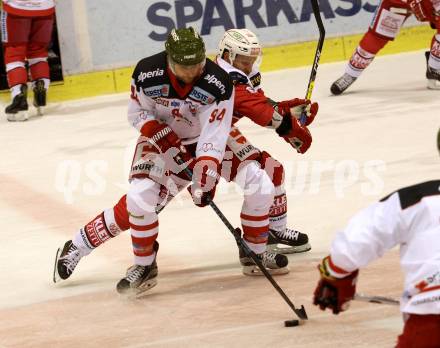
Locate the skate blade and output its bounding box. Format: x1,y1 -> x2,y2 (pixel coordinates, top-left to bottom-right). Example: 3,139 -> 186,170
119,278 -> 158,299
7,110 -> 29,122
53,247 -> 62,283
427,79 -> 440,90
267,242 -> 311,254
242,265 -> 289,276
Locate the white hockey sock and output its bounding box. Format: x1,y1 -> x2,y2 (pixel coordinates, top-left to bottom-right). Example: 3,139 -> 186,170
346,46 -> 375,78
269,186 -> 287,233
429,34 -> 440,71
243,238 -> 266,255
10,84 -> 24,99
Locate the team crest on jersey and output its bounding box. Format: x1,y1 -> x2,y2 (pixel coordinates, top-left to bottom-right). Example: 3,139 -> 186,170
189,86 -> 215,105
143,84 -> 169,98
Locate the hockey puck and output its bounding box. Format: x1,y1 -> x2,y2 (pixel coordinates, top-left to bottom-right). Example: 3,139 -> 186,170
284,319 -> 300,327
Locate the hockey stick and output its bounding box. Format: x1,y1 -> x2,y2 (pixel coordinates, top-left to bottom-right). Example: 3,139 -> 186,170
176,156 -> 308,321
355,293 -> 399,306
299,0 -> 326,126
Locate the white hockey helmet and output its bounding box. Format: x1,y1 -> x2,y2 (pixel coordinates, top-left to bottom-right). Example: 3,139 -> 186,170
218,28 -> 262,62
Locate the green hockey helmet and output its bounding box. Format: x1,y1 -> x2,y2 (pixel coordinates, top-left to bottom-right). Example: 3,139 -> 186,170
165,27 -> 206,66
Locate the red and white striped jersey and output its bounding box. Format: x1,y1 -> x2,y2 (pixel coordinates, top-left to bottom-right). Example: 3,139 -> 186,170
2,0 -> 55,16
329,180 -> 440,315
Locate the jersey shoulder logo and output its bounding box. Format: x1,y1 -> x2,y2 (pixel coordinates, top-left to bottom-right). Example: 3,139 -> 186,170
204,74 -> 226,95
189,86 -> 215,105
137,68 -> 165,82
143,84 -> 169,98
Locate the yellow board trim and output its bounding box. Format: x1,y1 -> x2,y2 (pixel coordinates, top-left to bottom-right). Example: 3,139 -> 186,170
1,24 -> 435,103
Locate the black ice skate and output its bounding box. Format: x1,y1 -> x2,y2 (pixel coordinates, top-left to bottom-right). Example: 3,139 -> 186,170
330,73 -> 357,95
239,245 -> 289,276
53,240 -> 85,283
267,228 -> 311,254
5,84 -> 29,122
33,79 -> 46,115
425,51 -> 440,90
116,241 -> 159,297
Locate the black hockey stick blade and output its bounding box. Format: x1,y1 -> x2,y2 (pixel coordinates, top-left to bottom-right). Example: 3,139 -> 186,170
355,293 -> 399,305
300,0 -> 326,125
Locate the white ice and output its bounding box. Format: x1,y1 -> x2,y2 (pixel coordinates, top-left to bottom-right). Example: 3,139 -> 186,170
0,50 -> 439,348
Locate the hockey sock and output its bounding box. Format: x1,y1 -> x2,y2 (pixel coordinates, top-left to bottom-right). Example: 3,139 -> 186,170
346,46 -> 376,78
269,186 -> 287,233
73,207 -> 124,253
241,211 -> 269,254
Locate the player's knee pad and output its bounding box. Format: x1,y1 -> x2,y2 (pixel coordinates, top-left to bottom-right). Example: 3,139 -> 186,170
259,151 -> 284,187
127,178 -> 160,217
237,162 -> 275,212
366,0 -> 409,49
4,44 -> 27,65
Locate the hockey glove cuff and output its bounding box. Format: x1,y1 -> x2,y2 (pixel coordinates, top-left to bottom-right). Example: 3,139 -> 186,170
189,156 -> 221,207
313,256 -> 359,315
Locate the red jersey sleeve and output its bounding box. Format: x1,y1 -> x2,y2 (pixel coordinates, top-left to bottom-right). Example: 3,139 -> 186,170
233,83 -> 275,127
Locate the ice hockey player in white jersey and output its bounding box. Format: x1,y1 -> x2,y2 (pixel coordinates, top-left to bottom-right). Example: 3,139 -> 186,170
313,143 -> 440,347
57,27 -> 235,296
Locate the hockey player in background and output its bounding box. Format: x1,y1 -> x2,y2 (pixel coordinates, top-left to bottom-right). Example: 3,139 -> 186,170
313,133 -> 440,347
53,28 -> 318,291
331,0 -> 440,95
1,0 -> 55,121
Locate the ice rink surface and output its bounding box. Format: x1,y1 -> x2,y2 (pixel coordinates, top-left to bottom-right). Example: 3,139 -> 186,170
0,50 -> 439,348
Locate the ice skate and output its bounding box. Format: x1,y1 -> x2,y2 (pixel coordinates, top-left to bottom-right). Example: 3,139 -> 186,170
425,51 -> 440,90
5,84 -> 29,122
53,240 -> 85,283
33,79 -> 46,115
116,241 -> 159,297
330,73 -> 357,95
267,228 -> 311,254
239,245 -> 289,276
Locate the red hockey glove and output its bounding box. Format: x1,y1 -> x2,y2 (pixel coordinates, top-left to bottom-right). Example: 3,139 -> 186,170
275,115 -> 312,154
277,98 -> 319,126
189,156 -> 220,207
141,120 -> 182,154
313,256 -> 359,315
408,0 -> 429,21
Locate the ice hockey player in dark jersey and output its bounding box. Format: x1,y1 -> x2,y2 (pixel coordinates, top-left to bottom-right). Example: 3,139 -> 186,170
53,28 -> 318,290
331,0 -> 440,94
313,132 -> 440,346
54,27 -> 236,296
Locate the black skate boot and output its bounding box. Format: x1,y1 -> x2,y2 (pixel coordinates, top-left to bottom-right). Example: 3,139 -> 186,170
239,244 -> 289,276
425,51 -> 440,90
5,84 -> 29,121
330,73 -> 357,95
53,240 -> 85,283
116,241 -> 159,297
267,228 -> 311,254
33,79 -> 46,115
